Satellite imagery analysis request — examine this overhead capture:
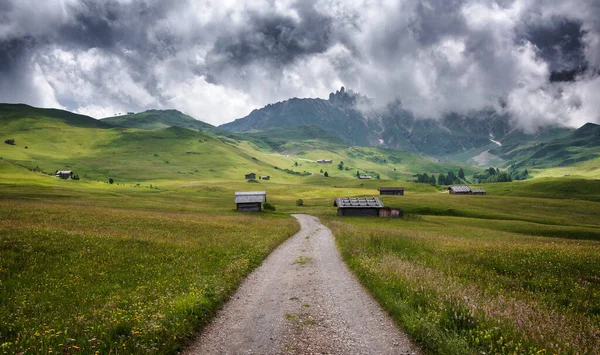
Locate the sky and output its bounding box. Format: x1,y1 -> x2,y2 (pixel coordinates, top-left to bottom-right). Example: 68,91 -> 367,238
0,0 -> 599,130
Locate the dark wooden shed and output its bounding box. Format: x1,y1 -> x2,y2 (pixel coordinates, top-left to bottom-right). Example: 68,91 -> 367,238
55,170 -> 73,179
334,197 -> 384,217
245,172 -> 256,180
234,191 -> 266,212
378,187 -> 405,196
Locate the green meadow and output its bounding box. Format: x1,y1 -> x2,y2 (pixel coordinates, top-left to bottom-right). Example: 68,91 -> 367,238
1,105 -> 600,354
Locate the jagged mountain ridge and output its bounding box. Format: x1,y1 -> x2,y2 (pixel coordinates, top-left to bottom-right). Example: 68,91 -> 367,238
220,88 -> 572,158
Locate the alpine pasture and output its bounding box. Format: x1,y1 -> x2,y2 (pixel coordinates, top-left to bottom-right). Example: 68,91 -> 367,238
1,105 -> 599,354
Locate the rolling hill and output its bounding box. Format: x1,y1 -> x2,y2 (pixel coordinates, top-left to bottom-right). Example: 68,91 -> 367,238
101,109 -> 226,135
491,122 -> 600,170
0,104 -> 478,184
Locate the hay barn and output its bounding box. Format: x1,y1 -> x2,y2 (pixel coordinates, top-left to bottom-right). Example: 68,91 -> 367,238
245,172 -> 256,180
55,170 -> 73,179
234,191 -> 266,212
448,186 -> 471,194
334,197 -> 384,217
378,187 -> 405,196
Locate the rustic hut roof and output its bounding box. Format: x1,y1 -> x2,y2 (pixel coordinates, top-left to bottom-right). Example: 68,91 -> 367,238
334,197 -> 384,208
449,186 -> 471,193
234,191 -> 266,204
471,188 -> 487,194
55,170 -> 72,174
378,187 -> 405,191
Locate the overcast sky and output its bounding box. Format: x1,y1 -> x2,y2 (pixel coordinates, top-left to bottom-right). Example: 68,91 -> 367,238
1,0 -> 599,130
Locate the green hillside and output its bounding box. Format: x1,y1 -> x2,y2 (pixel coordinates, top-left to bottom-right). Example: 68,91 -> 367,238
0,105 -> 476,185
101,109 -> 226,135
493,122 -> 600,171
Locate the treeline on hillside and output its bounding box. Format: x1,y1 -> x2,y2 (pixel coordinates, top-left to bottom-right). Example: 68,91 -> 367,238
474,167 -> 529,183
415,168 -> 465,185
415,167 -> 529,185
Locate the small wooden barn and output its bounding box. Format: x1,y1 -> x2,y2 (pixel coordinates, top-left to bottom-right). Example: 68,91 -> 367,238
358,175 -> 372,179
334,197 -> 384,217
234,191 -> 266,212
378,187 -> 405,196
317,159 -> 333,164
55,170 -> 73,179
448,186 -> 487,195
448,186 -> 471,194
260,175 -> 270,180
245,172 -> 256,180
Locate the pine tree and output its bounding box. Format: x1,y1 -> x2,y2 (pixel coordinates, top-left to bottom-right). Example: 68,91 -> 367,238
458,168 -> 465,179
438,173 -> 446,185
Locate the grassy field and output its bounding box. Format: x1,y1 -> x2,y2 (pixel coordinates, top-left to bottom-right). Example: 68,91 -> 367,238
326,199 -> 600,354
0,184 -> 298,354
2,104 -> 600,354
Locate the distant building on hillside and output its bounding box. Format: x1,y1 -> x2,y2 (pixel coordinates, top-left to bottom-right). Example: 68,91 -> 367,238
448,186 -> 486,195
471,188 -> 487,195
378,187 -> 405,196
260,175 -> 270,180
55,170 -> 73,179
317,159 -> 333,164
234,191 -> 266,212
448,186 -> 471,194
245,172 -> 256,180
358,175 -> 372,179
334,197 -> 384,217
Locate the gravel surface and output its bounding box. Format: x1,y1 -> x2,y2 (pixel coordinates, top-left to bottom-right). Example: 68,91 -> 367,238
185,214 -> 420,355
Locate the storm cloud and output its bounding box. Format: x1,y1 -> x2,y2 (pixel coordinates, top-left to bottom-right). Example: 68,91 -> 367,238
0,0 -> 598,129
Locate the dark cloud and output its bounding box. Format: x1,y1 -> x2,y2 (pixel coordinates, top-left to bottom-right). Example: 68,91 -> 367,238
208,6 -> 333,69
0,0 -> 599,127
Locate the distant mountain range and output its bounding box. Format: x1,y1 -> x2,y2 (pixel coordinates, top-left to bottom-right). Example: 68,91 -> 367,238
2,100 -> 598,174
220,87 -> 573,159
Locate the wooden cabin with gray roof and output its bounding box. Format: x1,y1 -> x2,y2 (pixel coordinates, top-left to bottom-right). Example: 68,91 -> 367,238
234,191 -> 266,212
448,186 -> 487,195
334,197 -> 384,217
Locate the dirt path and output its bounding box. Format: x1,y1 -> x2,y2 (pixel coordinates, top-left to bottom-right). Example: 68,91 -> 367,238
186,214 -> 419,354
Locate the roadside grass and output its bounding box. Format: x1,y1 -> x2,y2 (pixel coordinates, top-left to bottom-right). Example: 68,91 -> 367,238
327,215 -> 600,354
0,197 -> 298,354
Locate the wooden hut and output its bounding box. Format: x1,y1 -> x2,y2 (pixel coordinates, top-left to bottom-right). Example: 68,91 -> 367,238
334,197 -> 384,217
471,188 -> 487,195
317,159 -> 333,164
260,175 -> 270,180
378,187 -> 405,196
245,172 -> 256,180
448,186 -> 471,194
55,170 -> 73,179
234,191 -> 266,212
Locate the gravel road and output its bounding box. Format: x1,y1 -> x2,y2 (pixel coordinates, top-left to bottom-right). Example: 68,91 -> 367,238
185,214 -> 420,355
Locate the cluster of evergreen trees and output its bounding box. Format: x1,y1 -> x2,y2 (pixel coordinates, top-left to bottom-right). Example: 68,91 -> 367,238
417,166 -> 528,185
415,168 -> 465,185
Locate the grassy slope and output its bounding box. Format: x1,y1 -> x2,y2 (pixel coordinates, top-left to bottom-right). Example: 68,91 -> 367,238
2,105 -> 600,354
100,109 -> 225,135
0,106 -> 477,185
